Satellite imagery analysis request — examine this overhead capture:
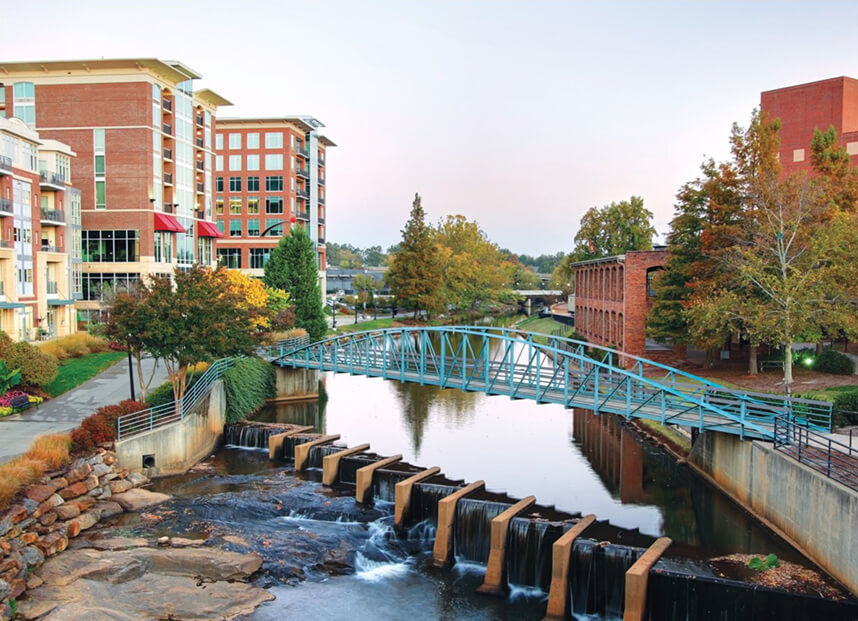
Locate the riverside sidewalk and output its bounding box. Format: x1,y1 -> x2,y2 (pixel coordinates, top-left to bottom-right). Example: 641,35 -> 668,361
0,356 -> 168,462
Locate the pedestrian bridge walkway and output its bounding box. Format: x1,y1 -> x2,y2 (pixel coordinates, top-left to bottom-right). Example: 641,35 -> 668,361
266,326 -> 832,441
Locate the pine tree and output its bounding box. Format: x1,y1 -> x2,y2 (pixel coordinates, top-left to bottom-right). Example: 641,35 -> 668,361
386,193 -> 443,318
263,226 -> 327,341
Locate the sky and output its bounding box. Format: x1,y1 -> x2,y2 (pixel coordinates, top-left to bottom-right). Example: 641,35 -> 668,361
1,0 -> 857,255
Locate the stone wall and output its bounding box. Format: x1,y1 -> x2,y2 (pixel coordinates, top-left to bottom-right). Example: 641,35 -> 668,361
690,431 -> 858,596
0,449 -> 155,620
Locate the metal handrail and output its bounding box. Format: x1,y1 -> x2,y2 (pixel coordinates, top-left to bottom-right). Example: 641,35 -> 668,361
773,414 -> 858,490
116,358 -> 237,440
41,209 -> 66,223
0,198 -> 12,214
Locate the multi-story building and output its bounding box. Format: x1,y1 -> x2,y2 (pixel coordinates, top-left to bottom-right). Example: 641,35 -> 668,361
0,59 -> 231,322
761,76 -> 858,175
0,116 -> 79,340
213,117 -> 333,291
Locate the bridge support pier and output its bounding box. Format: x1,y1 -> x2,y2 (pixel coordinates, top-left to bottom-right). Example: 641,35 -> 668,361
272,366 -> 319,402
477,496 -> 536,596
431,481 -> 486,568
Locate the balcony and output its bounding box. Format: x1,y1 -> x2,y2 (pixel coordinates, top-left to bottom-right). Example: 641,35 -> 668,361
163,147 -> 173,161
318,195 -> 325,205
163,123 -> 172,136
41,244 -> 63,254
163,203 -> 174,214
0,240 -> 13,250
39,171 -> 66,190
319,155 -> 326,166
46,281 -> 58,295
162,99 -> 172,112
319,176 -> 326,186
296,145 -> 309,158
0,198 -> 12,216
296,210 -> 309,221
297,188 -> 310,200
195,137 -> 204,148
40,209 -> 66,226
195,160 -> 204,171
195,114 -> 204,126
196,182 -> 205,194
195,209 -> 206,220
317,215 -> 325,224
296,166 -> 309,179
0,155 -> 12,175
164,173 -> 173,186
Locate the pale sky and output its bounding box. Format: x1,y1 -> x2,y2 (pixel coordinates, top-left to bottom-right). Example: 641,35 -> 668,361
2,0 -> 856,255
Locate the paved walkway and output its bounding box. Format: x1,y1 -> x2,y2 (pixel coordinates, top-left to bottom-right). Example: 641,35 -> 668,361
0,356 -> 168,463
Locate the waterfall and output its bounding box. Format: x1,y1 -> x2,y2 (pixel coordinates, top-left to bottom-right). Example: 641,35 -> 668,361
453,499 -> 509,564
505,517 -> 561,591
568,539 -> 643,618
410,483 -> 457,525
224,424 -> 281,449
306,444 -> 341,469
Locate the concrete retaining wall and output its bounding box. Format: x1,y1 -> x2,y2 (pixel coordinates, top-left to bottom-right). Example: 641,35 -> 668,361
690,431 -> 858,595
273,366 -> 319,401
115,381 -> 226,477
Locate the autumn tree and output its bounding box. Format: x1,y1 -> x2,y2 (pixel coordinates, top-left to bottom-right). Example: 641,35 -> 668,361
351,273 -> 377,308
105,283 -> 159,399
386,193 -> 443,318
571,196 -> 656,261
263,226 -> 327,341
221,269 -> 274,331
140,266 -> 260,406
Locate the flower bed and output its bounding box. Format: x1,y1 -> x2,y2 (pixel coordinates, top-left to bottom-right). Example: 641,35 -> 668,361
0,391 -> 43,417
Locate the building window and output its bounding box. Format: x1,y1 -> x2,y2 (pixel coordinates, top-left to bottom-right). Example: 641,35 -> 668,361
215,133 -> 223,150
266,197 -> 283,214
217,220 -> 224,234
12,82 -> 35,127
265,176 -> 283,192
93,129 -> 106,209
247,197 -> 260,214
250,247 -> 270,268
247,176 -> 260,192
265,154 -> 283,170
215,199 -> 224,215
82,272 -> 140,301
228,133 -> 241,149
247,133 -> 260,149
215,177 -> 224,192
229,199 -> 242,215
153,231 -> 172,263
228,155 -> 241,171
82,230 -> 139,262
217,248 -> 241,269
247,219 -> 260,237
229,220 -> 242,237
247,154 -> 260,171
216,155 -> 224,171
265,132 -> 283,149
265,219 -> 284,237
229,176 -> 242,192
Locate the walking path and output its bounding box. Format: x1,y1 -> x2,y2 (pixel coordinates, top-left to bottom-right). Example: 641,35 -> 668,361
0,356 -> 168,463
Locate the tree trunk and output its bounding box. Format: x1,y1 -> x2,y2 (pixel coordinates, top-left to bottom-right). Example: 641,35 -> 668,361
816,341 -> 824,356
748,344 -> 758,376
705,349 -> 715,369
783,342 -> 794,390
414,304 -> 418,320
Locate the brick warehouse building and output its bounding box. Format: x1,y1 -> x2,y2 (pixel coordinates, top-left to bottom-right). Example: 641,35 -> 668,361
0,59 -> 230,322
213,117 -> 333,290
761,76 -> 858,175
572,249 -> 683,365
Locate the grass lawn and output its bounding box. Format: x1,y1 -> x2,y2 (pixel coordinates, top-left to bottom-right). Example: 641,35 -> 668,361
516,316 -> 577,344
42,351 -> 127,398
335,317 -> 396,334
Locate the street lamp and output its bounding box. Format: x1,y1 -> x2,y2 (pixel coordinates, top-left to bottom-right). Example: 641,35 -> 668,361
126,335 -> 136,401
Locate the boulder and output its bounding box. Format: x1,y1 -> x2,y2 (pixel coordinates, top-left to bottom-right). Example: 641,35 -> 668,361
93,502 -> 123,520
55,504 -> 80,521
73,497 -> 96,512
125,472 -> 148,487
25,484 -> 56,504
76,512 -> 99,531
59,482 -> 88,500
108,480 -> 132,495
111,489 -> 169,512
91,463 -> 112,478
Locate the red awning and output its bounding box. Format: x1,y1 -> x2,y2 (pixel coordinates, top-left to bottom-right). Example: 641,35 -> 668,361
153,212 -> 186,233
197,220 -> 224,238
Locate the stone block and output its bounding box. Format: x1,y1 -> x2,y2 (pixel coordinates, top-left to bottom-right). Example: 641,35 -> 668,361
74,497 -> 96,512
25,484 -> 56,504
93,502 -> 123,520
83,475 -> 100,491
55,504 -> 80,521
19,532 -> 37,545
126,472 -> 148,487
50,476 -> 69,490
65,520 -> 81,539
21,498 -> 38,516
38,512 -> 58,527
91,463 -> 112,477
77,511 -> 99,531
65,462 -> 93,484
59,482 -> 89,500
33,494 -> 64,519
109,480 -> 132,494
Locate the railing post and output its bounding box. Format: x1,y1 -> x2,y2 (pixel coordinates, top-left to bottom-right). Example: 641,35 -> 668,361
740,401 -> 746,440
593,365 -> 600,413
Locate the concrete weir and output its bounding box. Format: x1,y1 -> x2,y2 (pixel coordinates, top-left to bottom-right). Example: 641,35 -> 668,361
477,496 -> 536,595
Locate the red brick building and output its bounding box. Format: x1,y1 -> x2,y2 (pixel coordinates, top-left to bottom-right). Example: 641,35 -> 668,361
761,76 -> 858,175
573,250 -> 678,364
212,117 -> 333,290
0,59 -> 230,321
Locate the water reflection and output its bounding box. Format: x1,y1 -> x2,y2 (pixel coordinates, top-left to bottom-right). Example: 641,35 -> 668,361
251,373 -> 798,559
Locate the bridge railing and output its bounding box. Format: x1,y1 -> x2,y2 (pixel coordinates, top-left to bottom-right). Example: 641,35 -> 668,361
116,358 -> 236,440
773,414 -> 858,491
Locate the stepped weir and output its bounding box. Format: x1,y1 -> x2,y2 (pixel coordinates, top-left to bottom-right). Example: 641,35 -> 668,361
223,421 -> 858,620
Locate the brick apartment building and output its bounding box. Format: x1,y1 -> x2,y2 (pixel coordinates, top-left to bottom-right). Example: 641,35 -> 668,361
213,117 -> 333,291
0,58 -> 230,323
572,249 -> 681,365
0,115 -> 80,340
761,76 -> 858,175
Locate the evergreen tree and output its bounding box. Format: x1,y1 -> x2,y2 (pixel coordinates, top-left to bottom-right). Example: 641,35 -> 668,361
386,193 -> 443,317
263,226 -> 327,341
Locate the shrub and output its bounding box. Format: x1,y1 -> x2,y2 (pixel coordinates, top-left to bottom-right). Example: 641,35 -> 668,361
37,333 -> 110,362
3,341 -> 58,387
25,434 -> 71,470
146,371 -> 206,408
0,332 -> 12,358
0,457 -> 47,509
70,399 -> 148,452
814,348 -> 855,375
223,357 -> 275,423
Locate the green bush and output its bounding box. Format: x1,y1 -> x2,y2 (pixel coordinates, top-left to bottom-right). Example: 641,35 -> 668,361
800,387 -> 858,427
3,342 -> 58,387
145,372 -> 204,407
814,348 -> 855,375
223,357 -> 275,423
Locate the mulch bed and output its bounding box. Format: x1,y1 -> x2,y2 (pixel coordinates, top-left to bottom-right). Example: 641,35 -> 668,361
709,554 -> 849,600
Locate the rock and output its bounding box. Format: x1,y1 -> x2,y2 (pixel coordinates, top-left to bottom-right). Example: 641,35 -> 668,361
50,477 -> 69,490
59,482 -> 89,500
108,480 -> 132,495
76,537 -> 149,551
20,532 -> 38,544
125,472 -> 148,487
82,475 -> 99,492
21,545 -> 45,569
157,536 -> 169,546
6,505 -> 28,524
65,462 -> 93,484
74,497 -> 96,512
169,537 -> 205,548
76,511 -> 99,531
36,532 -> 68,557
25,484 -> 56,504
91,463 -> 111,477
38,511 -> 58,526
65,521 -> 81,539
98,472 -> 118,483
0,517 -> 13,537
8,577 -> 24,599
55,504 -> 80,521
88,454 -> 103,465
0,577 -> 9,600
26,573 -> 43,589
93,502 -> 123,520
111,489 -> 169,512
34,494 -> 65,518
103,454 -> 116,466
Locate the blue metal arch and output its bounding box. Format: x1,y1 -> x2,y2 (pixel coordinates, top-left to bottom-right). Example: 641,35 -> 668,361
266,326 -> 832,440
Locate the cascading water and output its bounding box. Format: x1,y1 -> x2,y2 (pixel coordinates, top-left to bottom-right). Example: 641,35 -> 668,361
505,517 -> 561,591
569,538 -> 643,618
453,498 -> 510,564
409,482 -> 457,524
224,424 -> 282,449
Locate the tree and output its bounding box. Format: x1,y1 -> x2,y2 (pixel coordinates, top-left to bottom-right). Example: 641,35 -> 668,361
263,226 -> 327,341
386,193 -> 443,318
351,273 -> 377,307
549,254 -> 576,293
220,269 -> 274,331
105,284 -> 159,399
810,125 -> 858,213
571,196 -> 656,261
363,246 -> 386,267
140,266 -> 260,406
